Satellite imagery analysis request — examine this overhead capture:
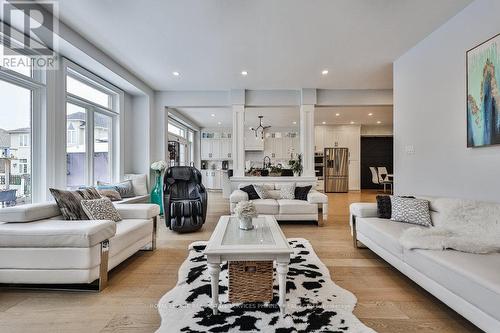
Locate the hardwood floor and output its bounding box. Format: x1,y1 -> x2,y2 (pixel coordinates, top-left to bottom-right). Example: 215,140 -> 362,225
0,191 -> 482,333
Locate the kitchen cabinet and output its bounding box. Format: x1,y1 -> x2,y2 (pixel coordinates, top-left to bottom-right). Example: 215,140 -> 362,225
200,138 -> 229,160
201,140 -> 211,160
244,129 -> 264,151
220,139 -> 232,159
263,132 -> 299,160
314,127 -> 325,152
201,169 -> 223,190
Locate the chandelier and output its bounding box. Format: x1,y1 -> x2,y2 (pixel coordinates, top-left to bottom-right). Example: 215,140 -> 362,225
251,115 -> 271,140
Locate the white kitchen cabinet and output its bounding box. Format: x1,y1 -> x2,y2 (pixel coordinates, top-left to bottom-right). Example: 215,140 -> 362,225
201,140 -> 211,160
201,139 -> 224,160
220,139 -> 232,159
211,140 -> 221,159
245,129 -> 264,151
314,126 -> 325,152
202,170 -> 223,190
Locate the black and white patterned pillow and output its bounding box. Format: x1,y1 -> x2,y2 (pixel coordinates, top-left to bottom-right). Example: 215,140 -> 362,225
81,197 -> 122,222
253,184 -> 271,199
50,187 -> 101,220
390,196 -> 432,227
279,183 -> 296,199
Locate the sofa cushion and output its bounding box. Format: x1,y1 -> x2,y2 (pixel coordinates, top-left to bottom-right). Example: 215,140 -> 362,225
404,248 -> 500,321
81,198 -> 122,222
306,191 -> 328,204
109,218 -> 153,258
240,185 -> 259,200
250,199 -> 279,215
115,194 -> 150,204
0,202 -> 60,222
278,199 -> 317,215
356,217 -> 422,259
49,188 -> 102,220
124,173 -> 148,196
0,219 -> 116,248
114,204 -> 160,219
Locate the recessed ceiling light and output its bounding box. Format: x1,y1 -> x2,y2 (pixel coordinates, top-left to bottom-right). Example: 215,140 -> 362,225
335,113 -> 340,116
241,70 -> 248,76
172,71 -> 180,76
218,121 -> 222,125
377,121 -> 382,124
350,121 -> 355,124
368,113 -> 373,116
321,69 -> 329,75
292,121 -> 297,125
322,121 -> 326,125
211,113 -> 216,117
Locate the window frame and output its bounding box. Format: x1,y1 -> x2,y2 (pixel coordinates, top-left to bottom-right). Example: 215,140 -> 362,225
63,60 -> 123,187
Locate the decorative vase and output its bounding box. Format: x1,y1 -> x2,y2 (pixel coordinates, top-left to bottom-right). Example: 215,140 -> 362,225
150,171 -> 163,215
238,216 -> 254,230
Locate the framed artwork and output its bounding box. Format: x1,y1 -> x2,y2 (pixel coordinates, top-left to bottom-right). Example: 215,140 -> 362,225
466,33 -> 500,147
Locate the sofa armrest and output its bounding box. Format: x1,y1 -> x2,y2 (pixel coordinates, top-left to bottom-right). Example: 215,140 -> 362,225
230,190 -> 249,203
307,191 -> 327,204
115,204 -> 160,220
349,203 -> 378,218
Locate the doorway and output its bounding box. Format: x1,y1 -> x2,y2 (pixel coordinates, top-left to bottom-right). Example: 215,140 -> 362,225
360,137 -> 393,189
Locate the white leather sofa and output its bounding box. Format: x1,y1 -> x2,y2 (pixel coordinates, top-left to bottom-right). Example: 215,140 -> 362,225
115,173 -> 150,204
230,182 -> 328,225
0,202 -> 160,291
350,198 -> 500,333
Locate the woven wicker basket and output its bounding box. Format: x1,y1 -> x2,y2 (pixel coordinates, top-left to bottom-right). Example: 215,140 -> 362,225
228,261 -> 273,303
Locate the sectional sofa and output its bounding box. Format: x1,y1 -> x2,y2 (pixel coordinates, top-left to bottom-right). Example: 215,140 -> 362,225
350,198 -> 500,333
0,202 -> 160,291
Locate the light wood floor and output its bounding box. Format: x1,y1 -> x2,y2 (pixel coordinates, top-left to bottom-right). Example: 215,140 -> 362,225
0,191 -> 482,333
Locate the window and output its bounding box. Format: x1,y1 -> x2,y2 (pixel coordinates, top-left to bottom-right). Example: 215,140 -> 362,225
65,63 -> 120,189
168,123 -> 185,137
0,79 -> 33,205
19,134 -> 29,147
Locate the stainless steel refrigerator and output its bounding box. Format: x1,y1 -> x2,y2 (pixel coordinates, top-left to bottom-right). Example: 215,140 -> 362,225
324,148 -> 349,192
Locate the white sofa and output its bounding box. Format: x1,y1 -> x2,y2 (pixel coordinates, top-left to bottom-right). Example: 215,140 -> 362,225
230,182 -> 328,225
113,173 -> 150,204
350,198 -> 500,333
0,202 -> 160,291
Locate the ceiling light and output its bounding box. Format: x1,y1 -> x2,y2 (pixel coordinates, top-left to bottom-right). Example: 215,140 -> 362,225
172,71 -> 180,76
377,121 -> 382,124
241,71 -> 248,76
218,121 -> 222,125
322,121 -> 326,125
335,113 -> 340,116
292,121 -> 297,125
350,121 -> 355,124
368,113 -> 373,116
211,114 -> 216,117
321,69 -> 329,75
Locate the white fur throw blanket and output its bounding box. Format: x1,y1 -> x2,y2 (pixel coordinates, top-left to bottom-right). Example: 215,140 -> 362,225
400,198 -> 500,254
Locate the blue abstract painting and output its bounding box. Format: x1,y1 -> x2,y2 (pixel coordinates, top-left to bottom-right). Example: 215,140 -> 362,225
467,33 -> 500,147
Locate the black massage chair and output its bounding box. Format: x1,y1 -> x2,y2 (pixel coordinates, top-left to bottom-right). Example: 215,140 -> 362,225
163,166 -> 207,233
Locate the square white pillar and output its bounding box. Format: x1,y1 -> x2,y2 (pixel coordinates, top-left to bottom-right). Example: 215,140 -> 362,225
232,105 -> 245,177
300,104 -> 315,177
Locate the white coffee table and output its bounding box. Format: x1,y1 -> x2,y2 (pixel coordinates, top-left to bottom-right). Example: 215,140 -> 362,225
204,215 -> 292,315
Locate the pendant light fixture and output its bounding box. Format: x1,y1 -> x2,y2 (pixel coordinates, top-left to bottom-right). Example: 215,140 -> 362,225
251,115 -> 271,140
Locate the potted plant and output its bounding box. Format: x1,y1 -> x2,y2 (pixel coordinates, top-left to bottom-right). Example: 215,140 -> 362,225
150,160 -> 167,215
288,154 -> 303,176
234,201 -> 258,230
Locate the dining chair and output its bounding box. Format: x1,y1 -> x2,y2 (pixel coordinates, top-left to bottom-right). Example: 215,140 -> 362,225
377,166 -> 393,194
369,167 -> 380,185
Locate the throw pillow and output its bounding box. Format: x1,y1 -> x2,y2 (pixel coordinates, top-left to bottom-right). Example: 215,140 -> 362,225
124,174 -> 148,196
97,189 -> 122,202
279,183 -> 296,200
376,195 -> 392,219
81,197 -> 122,222
97,180 -> 134,198
49,188 -> 101,220
253,184 -> 271,199
240,185 -> 260,200
294,185 -> 312,201
391,196 -> 432,227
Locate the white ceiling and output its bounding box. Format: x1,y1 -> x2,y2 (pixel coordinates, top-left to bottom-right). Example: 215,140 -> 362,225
176,105 -> 391,128
53,0 -> 472,90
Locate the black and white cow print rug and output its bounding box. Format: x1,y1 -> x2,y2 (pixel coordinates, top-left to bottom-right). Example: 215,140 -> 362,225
155,238 -> 376,333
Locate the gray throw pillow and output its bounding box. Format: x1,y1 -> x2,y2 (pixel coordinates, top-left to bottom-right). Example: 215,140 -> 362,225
253,184 -> 271,199
390,196 -> 432,227
279,184 -> 296,200
97,189 -> 122,201
81,197 -> 122,222
49,188 -> 101,220
98,180 -> 134,198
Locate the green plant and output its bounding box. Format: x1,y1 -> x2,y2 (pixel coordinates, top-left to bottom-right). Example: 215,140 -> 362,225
288,154 -> 303,176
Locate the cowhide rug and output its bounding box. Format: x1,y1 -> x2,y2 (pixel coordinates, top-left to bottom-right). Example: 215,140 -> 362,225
156,238 -> 376,333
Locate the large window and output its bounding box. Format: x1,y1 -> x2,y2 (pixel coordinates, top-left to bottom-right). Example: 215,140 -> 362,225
65,64 -> 120,189
0,74 -> 34,206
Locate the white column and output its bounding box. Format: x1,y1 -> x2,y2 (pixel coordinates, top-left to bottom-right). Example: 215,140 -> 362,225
232,105 -> 245,177
300,104 -> 315,177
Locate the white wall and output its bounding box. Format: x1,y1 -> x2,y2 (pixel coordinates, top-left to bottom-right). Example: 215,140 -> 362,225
394,0 -> 500,201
